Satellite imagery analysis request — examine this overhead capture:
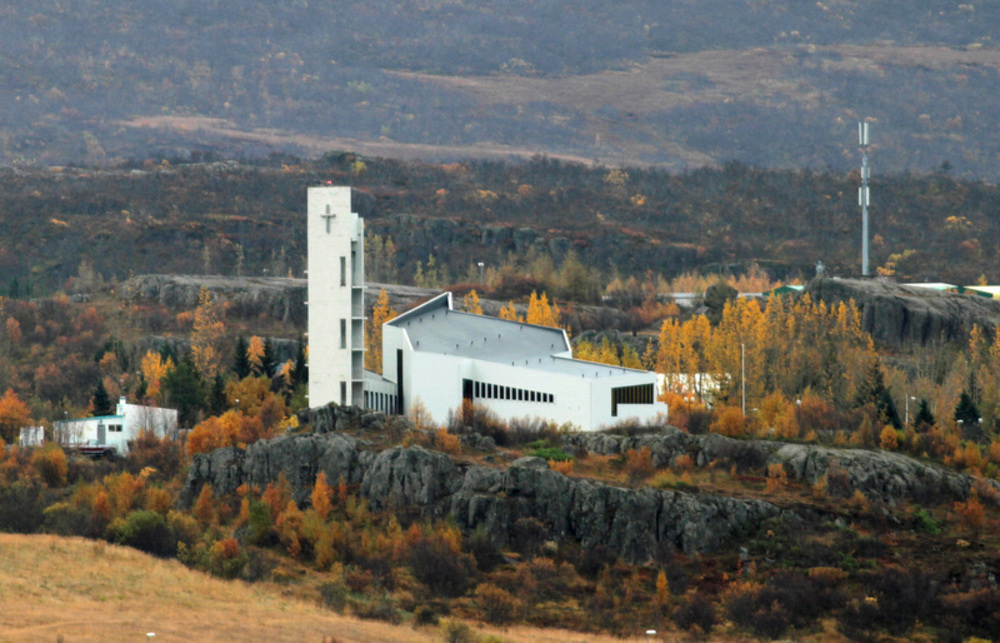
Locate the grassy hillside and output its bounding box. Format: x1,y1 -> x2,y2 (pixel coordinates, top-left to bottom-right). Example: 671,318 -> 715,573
2,2 -> 1000,178
0,533 -> 616,642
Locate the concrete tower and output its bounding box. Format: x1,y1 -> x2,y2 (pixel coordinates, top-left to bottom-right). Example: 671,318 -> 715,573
307,186 -> 365,407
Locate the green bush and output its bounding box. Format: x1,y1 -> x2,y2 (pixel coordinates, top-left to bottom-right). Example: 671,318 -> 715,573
413,604 -> 439,626
110,509 -> 176,557
528,446 -> 573,462
912,508 -> 942,534
318,581 -> 349,613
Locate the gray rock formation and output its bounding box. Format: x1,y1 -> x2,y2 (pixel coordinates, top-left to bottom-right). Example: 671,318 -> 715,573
122,274 -> 307,324
562,427 -> 998,505
182,411 -> 998,561
805,278 -> 1000,347
182,429 -> 785,561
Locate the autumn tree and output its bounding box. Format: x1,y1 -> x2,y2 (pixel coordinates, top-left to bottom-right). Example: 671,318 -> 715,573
191,286 -> 226,379
462,289 -> 483,315
499,301 -> 522,322
311,472 -> 333,520
0,388 -> 31,444
246,336 -> 265,376
365,288 -> 397,373
526,291 -> 562,328
140,350 -> 173,404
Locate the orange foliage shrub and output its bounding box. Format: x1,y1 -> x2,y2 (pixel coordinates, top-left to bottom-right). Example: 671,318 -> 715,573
879,426 -> 898,450
186,410 -> 269,456
311,472 -> 333,520
105,471 -> 144,517
674,453 -> 694,471
434,428 -> 462,455
214,537 -> 241,561
955,492 -> 987,532
31,443 -> 68,487
276,499 -> 304,557
989,440 -> 1000,464
194,483 -> 215,528
263,474 -> 293,522
625,447 -> 654,481
549,458 -> 574,475
145,487 -> 173,515
711,406 -> 746,437
765,463 -> 788,493
847,489 -> 870,514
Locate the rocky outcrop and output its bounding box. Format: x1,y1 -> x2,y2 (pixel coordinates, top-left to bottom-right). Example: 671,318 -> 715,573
183,415 -> 998,560
122,274 -> 307,324
182,430 -> 785,561
449,456 -> 781,560
562,428 -> 997,505
805,278 -> 1000,347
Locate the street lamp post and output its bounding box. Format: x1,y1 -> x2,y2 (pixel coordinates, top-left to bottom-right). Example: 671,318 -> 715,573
646,630 -> 657,643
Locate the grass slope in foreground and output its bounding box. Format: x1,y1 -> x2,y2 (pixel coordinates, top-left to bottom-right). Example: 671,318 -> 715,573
0,534 -> 620,643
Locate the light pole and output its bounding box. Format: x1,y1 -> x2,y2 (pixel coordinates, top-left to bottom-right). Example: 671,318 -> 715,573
858,121 -> 871,276
646,630 -> 657,643
477,261 -> 485,284
741,343 -> 746,417
905,395 -> 916,425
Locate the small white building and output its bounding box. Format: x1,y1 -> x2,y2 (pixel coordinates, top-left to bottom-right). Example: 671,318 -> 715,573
54,397 -> 178,455
381,293 -> 668,429
19,426 -> 45,447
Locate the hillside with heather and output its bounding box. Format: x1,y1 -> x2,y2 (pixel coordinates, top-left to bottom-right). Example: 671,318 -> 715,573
2,1 -> 1000,179
0,156 -> 997,302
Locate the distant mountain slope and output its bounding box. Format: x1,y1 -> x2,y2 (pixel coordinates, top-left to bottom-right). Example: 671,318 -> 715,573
2,1 -> 1000,177
3,158 -> 999,296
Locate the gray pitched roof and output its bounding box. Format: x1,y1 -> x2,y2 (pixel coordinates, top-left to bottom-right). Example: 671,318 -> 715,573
388,292 -> 653,379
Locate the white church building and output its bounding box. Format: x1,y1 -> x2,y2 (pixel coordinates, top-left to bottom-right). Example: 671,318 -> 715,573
306,186 -> 667,431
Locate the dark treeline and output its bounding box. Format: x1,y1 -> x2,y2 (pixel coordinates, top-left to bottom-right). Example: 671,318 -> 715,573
0,155 -> 997,298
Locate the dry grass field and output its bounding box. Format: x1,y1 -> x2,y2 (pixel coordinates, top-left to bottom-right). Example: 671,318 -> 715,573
0,534 -> 628,643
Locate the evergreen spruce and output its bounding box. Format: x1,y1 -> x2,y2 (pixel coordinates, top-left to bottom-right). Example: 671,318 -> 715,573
234,335 -> 251,379
209,374 -> 227,416
262,337 -> 278,379
91,380 -> 114,416
913,399 -> 935,431
162,354 -> 206,427
954,391 -> 980,425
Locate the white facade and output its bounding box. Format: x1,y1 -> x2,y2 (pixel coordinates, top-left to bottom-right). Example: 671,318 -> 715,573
53,397 -> 178,455
304,186 -> 667,431
307,186 -> 365,408
382,293 -> 668,431
19,426 -> 44,447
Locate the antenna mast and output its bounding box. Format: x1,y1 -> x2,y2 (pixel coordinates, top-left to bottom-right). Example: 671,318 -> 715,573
858,122 -> 871,276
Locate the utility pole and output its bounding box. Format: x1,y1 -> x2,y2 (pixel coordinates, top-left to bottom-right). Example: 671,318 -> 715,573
859,122 -> 871,276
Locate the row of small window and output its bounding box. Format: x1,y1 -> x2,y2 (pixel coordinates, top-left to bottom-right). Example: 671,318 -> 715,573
472,380 -> 553,404
364,391 -> 398,414
101,424 -> 123,433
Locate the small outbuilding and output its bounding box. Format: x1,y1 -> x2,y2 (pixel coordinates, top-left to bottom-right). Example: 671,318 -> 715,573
54,397 -> 178,456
